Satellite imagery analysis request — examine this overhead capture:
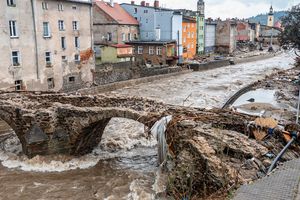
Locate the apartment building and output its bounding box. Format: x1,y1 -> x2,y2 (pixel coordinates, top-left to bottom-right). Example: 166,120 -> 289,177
182,16 -> 197,59
0,0 -> 94,91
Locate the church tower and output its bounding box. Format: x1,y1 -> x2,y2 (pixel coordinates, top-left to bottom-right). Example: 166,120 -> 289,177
267,5 -> 274,27
197,0 -> 205,15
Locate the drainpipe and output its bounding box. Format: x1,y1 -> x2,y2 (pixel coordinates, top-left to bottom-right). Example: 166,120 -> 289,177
30,0 -> 39,80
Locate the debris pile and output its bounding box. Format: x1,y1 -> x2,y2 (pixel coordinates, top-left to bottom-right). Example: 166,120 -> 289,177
164,109 -> 300,199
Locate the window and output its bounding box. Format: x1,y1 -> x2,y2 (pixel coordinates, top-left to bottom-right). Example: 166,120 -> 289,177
43,22 -> 51,37
7,0 -> 16,6
187,23 -> 190,28
61,37 -> 66,49
11,51 -> 20,66
47,78 -> 54,89
128,33 -> 132,41
134,33 -> 138,40
187,32 -> 190,38
192,23 -> 194,28
15,80 -> 22,91
9,20 -> 18,37
58,3 -> 64,11
75,37 -> 80,48
146,19 -> 148,23
69,76 -> 75,82
191,44 -> 194,48
156,46 -> 162,55
62,56 -> 67,63
72,5 -> 77,10
183,37 -> 186,43
107,32 -> 112,41
138,46 -> 143,54
72,21 -> 79,30
122,33 -> 126,42
45,52 -> 51,65
58,20 -> 64,31
42,2 -> 48,10
134,8 -> 137,14
183,26 -> 186,32
191,32 -> 194,38
144,10 -> 148,13
74,54 -> 80,62
149,46 -> 154,55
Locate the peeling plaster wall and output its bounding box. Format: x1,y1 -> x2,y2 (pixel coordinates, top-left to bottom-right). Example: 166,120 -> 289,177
0,0 -> 94,91
0,0 -> 38,90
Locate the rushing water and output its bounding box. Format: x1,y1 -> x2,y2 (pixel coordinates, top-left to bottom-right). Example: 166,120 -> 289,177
0,51 -> 296,199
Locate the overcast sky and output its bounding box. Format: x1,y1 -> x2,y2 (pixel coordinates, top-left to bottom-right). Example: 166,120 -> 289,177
118,0 -> 300,19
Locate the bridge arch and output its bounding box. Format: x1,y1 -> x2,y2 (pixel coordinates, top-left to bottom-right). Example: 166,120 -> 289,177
56,107 -> 161,156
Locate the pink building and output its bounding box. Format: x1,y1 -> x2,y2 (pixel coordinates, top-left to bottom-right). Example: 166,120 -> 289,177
236,21 -> 250,42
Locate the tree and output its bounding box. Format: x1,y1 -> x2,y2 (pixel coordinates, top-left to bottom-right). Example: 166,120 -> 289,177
280,4 -> 300,59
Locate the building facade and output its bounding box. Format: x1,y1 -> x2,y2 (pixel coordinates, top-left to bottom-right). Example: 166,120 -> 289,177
93,1 -> 139,45
93,0 -> 139,64
216,20 -> 237,54
197,0 -> 205,54
182,16 -> 197,59
121,1 -> 183,63
0,0 -> 94,91
126,41 -> 177,66
236,21 -> 250,42
205,20 -> 217,54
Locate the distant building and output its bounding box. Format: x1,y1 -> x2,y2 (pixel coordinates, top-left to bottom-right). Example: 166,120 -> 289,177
0,0 -> 94,91
267,5 -> 274,27
121,1 -> 183,63
197,0 -> 205,54
205,19 -> 217,54
215,20 -> 237,54
236,21 -> 250,42
93,0 -> 139,64
126,41 -> 178,66
182,16 -> 197,59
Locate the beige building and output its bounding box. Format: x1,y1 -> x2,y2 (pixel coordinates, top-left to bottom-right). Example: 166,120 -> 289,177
0,0 -> 94,91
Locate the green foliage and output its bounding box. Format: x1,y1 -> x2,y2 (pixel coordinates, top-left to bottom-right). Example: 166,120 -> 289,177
280,5 -> 300,50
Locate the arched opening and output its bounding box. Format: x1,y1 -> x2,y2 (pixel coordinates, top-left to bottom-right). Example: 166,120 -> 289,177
0,119 -> 22,156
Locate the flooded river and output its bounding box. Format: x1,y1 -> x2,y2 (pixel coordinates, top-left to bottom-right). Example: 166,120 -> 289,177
0,51 -> 296,199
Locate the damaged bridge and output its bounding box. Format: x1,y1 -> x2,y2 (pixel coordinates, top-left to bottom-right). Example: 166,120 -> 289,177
0,92 -> 168,157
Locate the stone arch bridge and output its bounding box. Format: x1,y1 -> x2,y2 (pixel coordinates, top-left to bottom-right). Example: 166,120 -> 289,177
0,92 -> 172,157
0,92 -> 253,158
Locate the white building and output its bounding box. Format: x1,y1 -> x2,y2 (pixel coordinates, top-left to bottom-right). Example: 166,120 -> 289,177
0,0 -> 94,91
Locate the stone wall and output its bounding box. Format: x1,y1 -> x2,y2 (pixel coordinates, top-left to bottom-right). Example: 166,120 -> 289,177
92,62 -> 183,88
94,62 -> 134,85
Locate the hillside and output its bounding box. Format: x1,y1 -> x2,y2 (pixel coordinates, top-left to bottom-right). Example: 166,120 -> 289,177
248,11 -> 287,25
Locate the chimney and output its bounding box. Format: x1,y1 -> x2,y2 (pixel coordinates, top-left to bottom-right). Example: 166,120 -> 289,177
154,0 -> 159,8
110,0 -> 114,7
141,1 -> 145,6
146,2 -> 149,6
131,1 -> 135,5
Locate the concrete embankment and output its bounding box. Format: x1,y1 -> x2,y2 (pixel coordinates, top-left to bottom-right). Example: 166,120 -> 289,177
78,70 -> 192,95
189,51 -> 282,72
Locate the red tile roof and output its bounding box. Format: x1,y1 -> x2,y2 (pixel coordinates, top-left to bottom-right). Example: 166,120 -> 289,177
110,44 -> 132,48
94,1 -> 139,25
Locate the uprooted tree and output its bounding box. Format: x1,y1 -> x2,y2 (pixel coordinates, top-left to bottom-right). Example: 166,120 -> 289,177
280,4 -> 300,64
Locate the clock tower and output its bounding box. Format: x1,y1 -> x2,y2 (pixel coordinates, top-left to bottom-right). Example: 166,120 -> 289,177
197,0 -> 205,15
267,5 -> 274,27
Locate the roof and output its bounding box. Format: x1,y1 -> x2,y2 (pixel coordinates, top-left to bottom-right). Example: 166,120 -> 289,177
126,40 -> 176,45
110,44 -> 132,48
183,16 -> 196,23
63,0 -> 92,5
94,1 -> 139,25
120,3 -> 179,13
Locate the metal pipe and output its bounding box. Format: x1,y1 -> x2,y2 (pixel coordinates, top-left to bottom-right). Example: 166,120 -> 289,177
297,89 -> 300,124
267,137 -> 295,174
